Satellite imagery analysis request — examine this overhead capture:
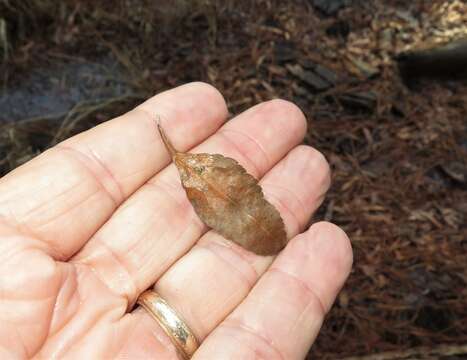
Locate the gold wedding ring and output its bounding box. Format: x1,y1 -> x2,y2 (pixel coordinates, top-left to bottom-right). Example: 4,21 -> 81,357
137,290 -> 199,359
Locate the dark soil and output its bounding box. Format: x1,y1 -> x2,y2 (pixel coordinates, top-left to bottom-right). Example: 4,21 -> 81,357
1,0 -> 466,358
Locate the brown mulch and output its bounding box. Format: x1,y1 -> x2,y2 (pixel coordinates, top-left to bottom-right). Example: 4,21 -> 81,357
1,0 -> 466,358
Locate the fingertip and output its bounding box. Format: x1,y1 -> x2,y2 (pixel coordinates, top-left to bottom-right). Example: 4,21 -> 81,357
309,221 -> 353,275
137,82 -> 228,124
272,221 -> 352,312
261,144 -> 332,238
286,145 -> 331,195
260,98 -> 308,141
180,81 -> 229,119
187,81 -> 228,110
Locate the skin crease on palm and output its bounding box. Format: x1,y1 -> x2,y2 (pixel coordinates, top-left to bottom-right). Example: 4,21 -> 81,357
0,82 -> 352,360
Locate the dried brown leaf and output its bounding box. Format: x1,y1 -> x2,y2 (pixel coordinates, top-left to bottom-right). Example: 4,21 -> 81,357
157,122 -> 287,255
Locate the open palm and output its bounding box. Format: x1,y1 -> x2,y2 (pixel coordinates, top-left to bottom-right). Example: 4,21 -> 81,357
0,83 -> 352,359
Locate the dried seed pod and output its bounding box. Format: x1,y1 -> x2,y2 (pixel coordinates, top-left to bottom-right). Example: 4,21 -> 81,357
158,122 -> 287,255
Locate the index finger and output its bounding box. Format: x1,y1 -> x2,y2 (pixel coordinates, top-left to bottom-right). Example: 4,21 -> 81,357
0,82 -> 228,260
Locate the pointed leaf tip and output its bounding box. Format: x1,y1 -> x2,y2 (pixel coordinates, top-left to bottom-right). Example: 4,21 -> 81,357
156,119 -> 178,157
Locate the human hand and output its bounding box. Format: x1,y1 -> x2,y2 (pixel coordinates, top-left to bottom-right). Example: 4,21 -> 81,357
0,83 -> 352,359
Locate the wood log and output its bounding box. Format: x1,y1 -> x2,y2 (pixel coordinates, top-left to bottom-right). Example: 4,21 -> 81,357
396,38 -> 467,80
